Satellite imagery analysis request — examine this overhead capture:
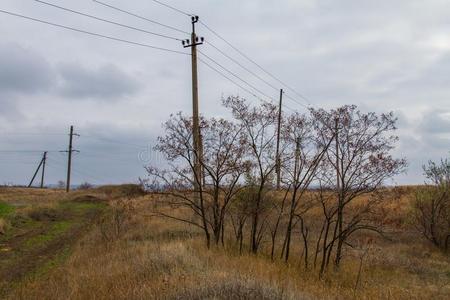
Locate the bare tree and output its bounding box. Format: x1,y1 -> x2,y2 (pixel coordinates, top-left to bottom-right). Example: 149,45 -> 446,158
223,96 -> 278,254
199,118 -> 248,245
268,187 -> 290,261
311,105 -> 406,271
143,113 -> 210,246
280,112 -> 334,263
229,184 -> 256,254
78,182 -> 93,190
414,159 -> 450,251
143,113 -> 247,248
57,180 -> 65,189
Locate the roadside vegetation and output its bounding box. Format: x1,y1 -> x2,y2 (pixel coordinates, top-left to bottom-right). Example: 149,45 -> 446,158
1,100 -> 449,299
5,186 -> 449,299
0,185 -> 140,297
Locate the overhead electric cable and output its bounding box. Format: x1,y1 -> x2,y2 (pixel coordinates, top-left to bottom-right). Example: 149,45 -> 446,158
205,41 -> 279,91
92,0 -> 190,34
0,9 -> 190,55
89,0 -> 311,110
35,0 -> 184,41
199,58 -> 296,113
205,41 -> 310,110
198,50 -> 276,102
147,0 -> 193,17
199,58 -> 264,101
198,20 -> 313,107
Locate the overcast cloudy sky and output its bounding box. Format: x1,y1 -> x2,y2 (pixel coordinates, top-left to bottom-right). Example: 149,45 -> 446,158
0,0 -> 449,186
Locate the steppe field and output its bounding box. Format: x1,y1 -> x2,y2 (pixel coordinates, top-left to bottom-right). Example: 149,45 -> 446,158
0,185 -> 449,300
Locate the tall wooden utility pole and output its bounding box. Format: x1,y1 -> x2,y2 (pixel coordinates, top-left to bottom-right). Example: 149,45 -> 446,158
334,117 -> 343,267
28,151 -> 47,188
199,133 -> 206,187
40,151 -> 47,188
275,89 -> 284,190
182,16 -> 204,196
61,126 -> 79,192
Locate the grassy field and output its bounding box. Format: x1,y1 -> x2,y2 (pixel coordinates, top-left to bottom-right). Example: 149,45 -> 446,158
0,186 -> 449,299
0,188 -> 111,297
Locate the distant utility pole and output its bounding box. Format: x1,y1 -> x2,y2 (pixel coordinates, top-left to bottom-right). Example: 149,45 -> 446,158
28,151 -> 47,188
61,125 -> 79,192
40,151 -> 47,188
276,89 -> 284,190
182,16 -> 204,196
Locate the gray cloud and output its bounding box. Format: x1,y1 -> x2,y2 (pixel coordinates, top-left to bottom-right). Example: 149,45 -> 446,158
419,110 -> 450,135
396,54 -> 450,94
1,0 -> 450,185
394,109 -> 450,184
0,43 -> 55,95
58,63 -> 141,100
0,97 -> 23,121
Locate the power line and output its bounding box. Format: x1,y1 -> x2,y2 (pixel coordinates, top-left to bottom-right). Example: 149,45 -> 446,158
35,0 -> 183,41
198,20 -> 313,106
89,0 -> 313,110
92,0 -> 190,34
199,58 -> 263,101
147,0 -> 193,17
82,134 -> 148,149
47,156 -> 106,184
198,50 -> 276,102
0,132 -> 66,136
89,0 -> 307,111
143,0 -> 313,109
284,93 -> 309,110
205,41 -> 279,92
205,41 -> 309,110
198,57 -> 296,113
0,9 -> 190,56
0,150 -> 59,153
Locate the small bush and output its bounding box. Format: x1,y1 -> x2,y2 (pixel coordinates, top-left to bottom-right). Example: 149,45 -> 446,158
57,180 -> 66,189
98,198 -> 136,244
78,182 -> 94,190
413,160 -> 450,252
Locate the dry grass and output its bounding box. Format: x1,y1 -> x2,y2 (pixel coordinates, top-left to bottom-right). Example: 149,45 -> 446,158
0,187 -> 66,206
6,190 -> 450,300
0,218 -> 9,235
0,185 -> 143,222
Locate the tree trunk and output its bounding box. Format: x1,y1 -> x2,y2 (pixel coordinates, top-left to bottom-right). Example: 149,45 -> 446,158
251,184 -> 264,254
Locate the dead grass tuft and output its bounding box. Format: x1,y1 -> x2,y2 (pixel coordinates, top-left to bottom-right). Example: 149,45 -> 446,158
0,218 -> 9,235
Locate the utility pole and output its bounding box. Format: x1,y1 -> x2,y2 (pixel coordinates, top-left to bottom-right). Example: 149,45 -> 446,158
199,133 -> 206,187
275,89 -> 284,190
294,137 -> 301,184
334,117 -> 343,267
182,16 -> 204,197
40,151 -> 47,188
28,151 -> 47,188
61,126 -> 79,192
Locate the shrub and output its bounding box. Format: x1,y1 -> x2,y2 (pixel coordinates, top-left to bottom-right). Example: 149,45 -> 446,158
78,182 -> 94,190
57,180 -> 66,189
413,160 -> 450,252
98,198 -> 136,244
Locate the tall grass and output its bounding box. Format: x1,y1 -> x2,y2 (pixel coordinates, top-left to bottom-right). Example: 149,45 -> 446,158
8,193 -> 450,300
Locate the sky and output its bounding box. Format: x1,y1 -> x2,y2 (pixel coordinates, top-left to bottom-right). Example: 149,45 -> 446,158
0,0 -> 449,186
